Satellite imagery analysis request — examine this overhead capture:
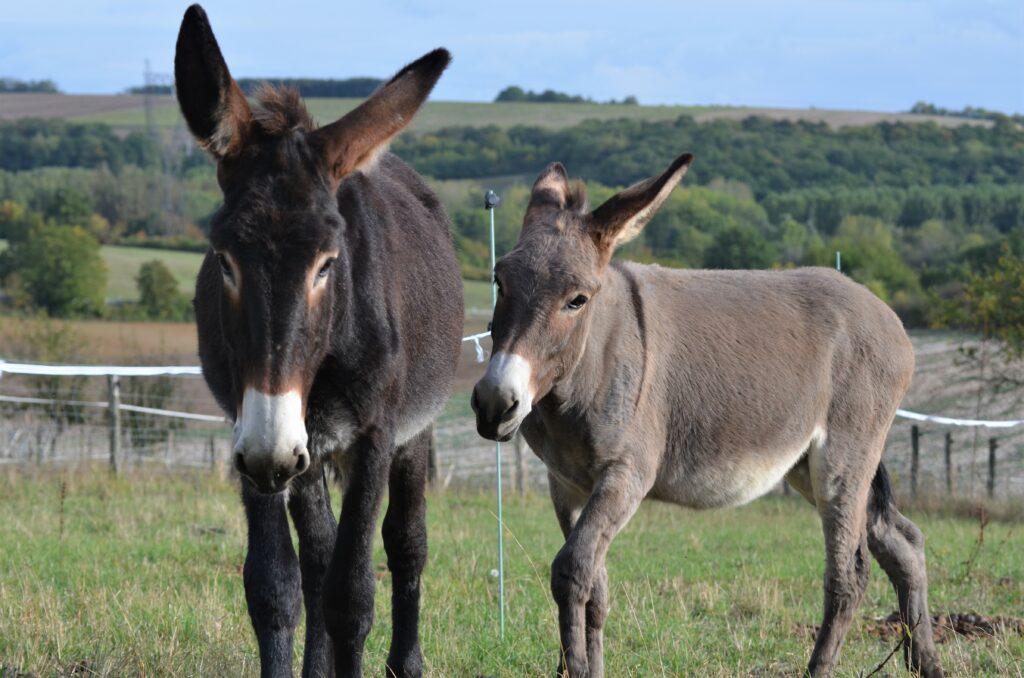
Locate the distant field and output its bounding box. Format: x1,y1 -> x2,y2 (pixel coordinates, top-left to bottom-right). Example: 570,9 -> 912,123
102,245 -> 203,301
0,470 -> 1020,677
0,93 -> 991,131
0,239 -> 200,303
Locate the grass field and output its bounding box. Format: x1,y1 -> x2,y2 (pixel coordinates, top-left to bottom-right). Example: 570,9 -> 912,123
73,97 -> 723,133
0,469 -> 1020,677
0,92 -> 982,132
0,239 -> 491,309
101,245 -> 204,301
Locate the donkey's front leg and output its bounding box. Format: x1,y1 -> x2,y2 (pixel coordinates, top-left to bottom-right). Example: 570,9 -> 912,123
551,466 -> 647,678
288,461 -> 338,678
323,429 -> 394,678
381,429 -> 431,678
242,479 -> 302,678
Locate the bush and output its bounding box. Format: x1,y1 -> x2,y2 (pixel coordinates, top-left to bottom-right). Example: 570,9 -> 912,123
136,260 -> 190,321
1,222 -> 107,316
704,225 -> 777,269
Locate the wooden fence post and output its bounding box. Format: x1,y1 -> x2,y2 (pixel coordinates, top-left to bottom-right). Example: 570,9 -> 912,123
987,438 -> 997,499
944,431 -> 953,495
107,375 -> 121,474
513,433 -> 527,496
910,425 -> 920,498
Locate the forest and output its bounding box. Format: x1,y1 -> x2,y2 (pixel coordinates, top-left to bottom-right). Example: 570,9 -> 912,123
0,112 -> 1022,326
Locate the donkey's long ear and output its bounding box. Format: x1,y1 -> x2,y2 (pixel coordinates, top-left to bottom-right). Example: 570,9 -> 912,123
588,153 -> 694,251
528,162 -> 572,210
174,4 -> 252,159
311,48 -> 451,181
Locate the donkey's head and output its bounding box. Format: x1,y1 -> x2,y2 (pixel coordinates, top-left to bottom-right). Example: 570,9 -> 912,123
472,153 -> 693,441
176,5 -> 449,492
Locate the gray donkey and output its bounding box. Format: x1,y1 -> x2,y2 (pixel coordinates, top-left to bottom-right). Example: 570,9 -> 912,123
472,153 -> 944,677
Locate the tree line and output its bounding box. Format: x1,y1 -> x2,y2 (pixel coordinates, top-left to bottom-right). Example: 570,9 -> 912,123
0,78 -> 59,93
495,86 -> 638,105
393,115 -> 1024,198
0,110 -> 1022,333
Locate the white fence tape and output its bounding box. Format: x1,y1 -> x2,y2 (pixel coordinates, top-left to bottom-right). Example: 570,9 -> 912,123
895,409 -> 1024,429
0,394 -> 227,423
5,337 -> 1024,430
0,360 -> 202,377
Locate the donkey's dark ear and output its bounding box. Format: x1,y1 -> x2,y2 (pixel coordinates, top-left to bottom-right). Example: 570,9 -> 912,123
528,162 -> 572,210
311,48 -> 451,181
174,4 -> 252,159
588,153 -> 693,251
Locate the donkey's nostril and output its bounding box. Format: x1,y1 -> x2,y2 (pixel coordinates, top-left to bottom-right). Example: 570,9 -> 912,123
234,452 -> 248,477
295,449 -> 310,473
502,400 -> 519,419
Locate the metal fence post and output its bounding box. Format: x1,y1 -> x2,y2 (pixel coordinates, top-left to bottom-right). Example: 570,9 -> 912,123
107,375 -> 121,474
910,425 -> 920,498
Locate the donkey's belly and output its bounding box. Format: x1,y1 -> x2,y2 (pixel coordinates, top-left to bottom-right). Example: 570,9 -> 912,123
655,428 -> 823,509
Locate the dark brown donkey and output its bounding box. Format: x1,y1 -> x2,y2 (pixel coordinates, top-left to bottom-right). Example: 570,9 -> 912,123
472,154 -> 944,677
175,6 -> 462,677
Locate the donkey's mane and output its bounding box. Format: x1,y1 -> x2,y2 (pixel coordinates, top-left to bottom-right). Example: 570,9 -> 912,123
251,85 -> 317,136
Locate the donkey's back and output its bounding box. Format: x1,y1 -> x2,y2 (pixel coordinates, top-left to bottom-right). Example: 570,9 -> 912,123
630,264 -> 914,508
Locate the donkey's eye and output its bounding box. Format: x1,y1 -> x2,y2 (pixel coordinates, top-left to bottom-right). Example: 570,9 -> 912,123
317,258 -> 334,280
216,253 -> 233,281
493,275 -> 504,296
566,295 -> 588,311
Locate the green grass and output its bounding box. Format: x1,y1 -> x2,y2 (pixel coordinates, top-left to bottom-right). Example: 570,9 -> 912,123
83,243 -> 491,308
0,469 -> 1020,676
100,245 -> 204,301
75,99 -> 722,133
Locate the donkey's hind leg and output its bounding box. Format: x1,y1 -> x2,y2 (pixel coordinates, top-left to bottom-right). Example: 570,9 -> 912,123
804,434 -> 876,677
288,460 -> 339,678
867,463 -> 944,677
381,428 -> 431,678
241,478 -> 302,678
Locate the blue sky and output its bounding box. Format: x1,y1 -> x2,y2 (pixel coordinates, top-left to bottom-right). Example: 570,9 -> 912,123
2,0 -> 1021,112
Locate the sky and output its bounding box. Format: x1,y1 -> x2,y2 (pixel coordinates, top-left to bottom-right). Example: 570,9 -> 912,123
1,0 -> 1021,113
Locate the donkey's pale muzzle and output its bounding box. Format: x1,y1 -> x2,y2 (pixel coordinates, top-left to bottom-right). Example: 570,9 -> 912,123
233,388 -> 311,493
471,351 -> 533,442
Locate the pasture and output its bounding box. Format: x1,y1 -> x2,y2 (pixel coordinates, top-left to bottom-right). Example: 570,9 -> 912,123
0,468 -> 1020,677
0,239 -> 491,308
0,92 -> 991,132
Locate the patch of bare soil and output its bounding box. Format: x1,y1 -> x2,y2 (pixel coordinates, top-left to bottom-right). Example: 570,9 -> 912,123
870,612 -> 1024,643
796,612 -> 1024,643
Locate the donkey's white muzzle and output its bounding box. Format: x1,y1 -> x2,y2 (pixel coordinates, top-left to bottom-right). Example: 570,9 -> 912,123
233,388 -> 310,493
471,351 -> 534,442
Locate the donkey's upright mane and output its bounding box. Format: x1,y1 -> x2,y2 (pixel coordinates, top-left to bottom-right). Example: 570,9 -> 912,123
250,85 -> 318,136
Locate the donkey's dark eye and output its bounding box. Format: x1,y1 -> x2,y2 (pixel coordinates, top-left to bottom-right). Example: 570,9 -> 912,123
216,253 -> 233,281
317,258 -> 334,280
566,295 -> 588,310
493,275 -> 503,296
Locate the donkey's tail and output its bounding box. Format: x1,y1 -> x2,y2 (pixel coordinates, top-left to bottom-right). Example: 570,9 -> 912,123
869,461 -> 895,521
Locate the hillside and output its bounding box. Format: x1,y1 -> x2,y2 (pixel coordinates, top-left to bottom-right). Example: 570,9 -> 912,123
0,92 -> 993,131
